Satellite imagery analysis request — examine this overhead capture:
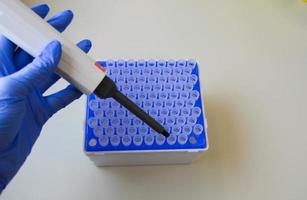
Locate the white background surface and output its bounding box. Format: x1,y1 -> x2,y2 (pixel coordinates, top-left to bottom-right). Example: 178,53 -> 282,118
2,0 -> 307,199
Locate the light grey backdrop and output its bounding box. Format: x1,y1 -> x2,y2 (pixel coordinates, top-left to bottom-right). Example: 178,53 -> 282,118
2,0 -> 307,199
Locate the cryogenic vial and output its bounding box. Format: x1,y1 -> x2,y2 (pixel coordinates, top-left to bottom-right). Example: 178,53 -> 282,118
122,118 -> 131,126
122,84 -> 130,92
170,108 -> 180,116
116,126 -> 126,136
145,134 -> 154,146
89,99 -> 99,110
117,76 -> 125,84
133,84 -> 141,91
122,68 -> 130,75
177,60 -> 186,68
116,109 -> 126,117
174,83 -> 183,91
110,135 -> 120,146
178,134 -> 188,145
153,68 -> 162,75
180,91 -> 189,100
133,118 -> 142,126
183,125 -> 192,135
175,99 -> 185,108
116,60 -> 125,68
160,108 -> 169,116
138,92 -> 147,100
157,60 -> 167,67
156,117 -> 165,125
88,117 -> 98,128
189,74 -> 198,85
99,118 -> 109,127
154,83 -> 162,92
144,100 -> 152,108
167,60 -> 176,67
111,68 -> 119,76
170,91 -> 179,99
187,59 -> 197,70
158,76 -> 167,83
159,91 -> 168,100
169,76 -> 177,83
149,108 -> 158,117
127,92 -> 136,100
105,127 -> 115,136
104,109 -> 114,117
143,84 -> 152,91
111,100 -> 120,108
143,68 -> 151,75
172,125 -> 181,135
167,134 -> 177,145
147,60 -> 156,67
98,100 -> 108,110
186,99 -> 195,108
193,124 -> 204,135
137,60 -> 146,67
127,126 -> 137,136
106,59 -> 115,68
133,135 -> 143,146
179,75 -> 188,83
181,107 -> 190,117
190,90 -> 200,100
93,126 -> 103,138
187,116 -> 197,126
156,134 -> 166,145
111,118 -> 120,126
127,59 -> 136,67
154,100 -> 163,108
183,68 -> 192,75
122,135 -> 132,146
176,116 -> 186,126
148,92 -> 157,100
138,76 -> 146,84
173,67 -> 182,75
165,100 -> 174,108
163,68 -> 172,76
192,107 -> 202,117
99,135 -> 109,147
166,117 -> 175,126
94,109 -> 104,118
184,83 -> 194,91
127,76 -> 136,84
164,83 -> 173,91
139,125 -> 149,136
132,68 -> 141,75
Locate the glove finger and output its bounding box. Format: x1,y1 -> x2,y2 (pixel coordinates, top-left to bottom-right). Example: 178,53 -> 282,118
14,10 -> 73,69
9,41 -> 62,96
45,84 -> 82,115
31,3 -> 50,18
47,10 -> 74,33
39,39 -> 92,94
0,4 -> 49,58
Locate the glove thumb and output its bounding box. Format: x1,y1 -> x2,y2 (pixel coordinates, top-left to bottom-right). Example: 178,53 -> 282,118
10,40 -> 62,95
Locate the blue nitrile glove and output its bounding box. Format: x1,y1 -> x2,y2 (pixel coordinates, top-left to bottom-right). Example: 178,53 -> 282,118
0,4 -> 92,193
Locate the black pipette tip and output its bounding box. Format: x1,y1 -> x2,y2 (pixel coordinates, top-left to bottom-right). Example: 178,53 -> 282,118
94,76 -> 170,138
162,130 -> 170,138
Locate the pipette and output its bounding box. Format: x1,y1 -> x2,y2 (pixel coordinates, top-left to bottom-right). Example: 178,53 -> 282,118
0,0 -> 169,137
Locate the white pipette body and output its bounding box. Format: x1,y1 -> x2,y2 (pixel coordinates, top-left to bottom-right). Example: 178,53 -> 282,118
0,0 -> 106,94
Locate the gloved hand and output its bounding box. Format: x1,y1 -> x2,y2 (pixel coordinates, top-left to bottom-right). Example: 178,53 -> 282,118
0,4 -> 92,192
